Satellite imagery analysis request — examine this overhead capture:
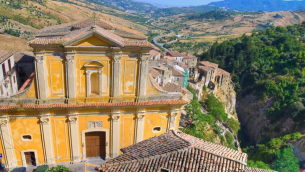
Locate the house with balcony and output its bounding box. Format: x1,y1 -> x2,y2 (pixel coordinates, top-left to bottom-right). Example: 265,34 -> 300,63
0,51 -> 18,97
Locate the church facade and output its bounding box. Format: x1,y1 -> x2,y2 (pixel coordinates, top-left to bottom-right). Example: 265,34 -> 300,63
0,18 -> 187,168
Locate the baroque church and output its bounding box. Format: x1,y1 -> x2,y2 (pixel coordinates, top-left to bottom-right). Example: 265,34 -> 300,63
0,18 -> 187,168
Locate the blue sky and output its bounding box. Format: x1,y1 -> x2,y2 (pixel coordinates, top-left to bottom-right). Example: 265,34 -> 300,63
138,0 -> 223,7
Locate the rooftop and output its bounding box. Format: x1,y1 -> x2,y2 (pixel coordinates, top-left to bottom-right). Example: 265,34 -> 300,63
162,83 -> 183,93
29,18 -> 153,48
199,61 -> 219,68
99,131 -> 255,172
0,51 -> 14,64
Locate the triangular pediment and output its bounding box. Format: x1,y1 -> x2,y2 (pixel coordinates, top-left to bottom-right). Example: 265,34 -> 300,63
75,36 -> 112,46
65,31 -> 124,47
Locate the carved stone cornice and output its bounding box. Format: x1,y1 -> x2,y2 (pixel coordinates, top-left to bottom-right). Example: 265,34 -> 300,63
66,55 -> 75,63
0,119 -> 8,126
140,53 -> 149,63
111,115 -> 120,121
68,116 -> 78,123
40,116 -> 50,124
35,56 -> 44,63
136,113 -> 145,120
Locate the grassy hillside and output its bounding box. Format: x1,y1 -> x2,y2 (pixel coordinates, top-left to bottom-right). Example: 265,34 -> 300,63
0,0 -> 149,39
0,34 -> 32,51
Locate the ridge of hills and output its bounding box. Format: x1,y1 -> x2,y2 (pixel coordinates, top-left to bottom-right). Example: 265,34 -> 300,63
209,0 -> 305,12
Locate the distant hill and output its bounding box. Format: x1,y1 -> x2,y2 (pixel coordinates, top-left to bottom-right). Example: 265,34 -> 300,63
152,5 -> 220,17
209,0 -> 305,12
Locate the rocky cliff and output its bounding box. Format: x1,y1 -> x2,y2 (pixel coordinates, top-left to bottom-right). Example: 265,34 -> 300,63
237,93 -> 305,143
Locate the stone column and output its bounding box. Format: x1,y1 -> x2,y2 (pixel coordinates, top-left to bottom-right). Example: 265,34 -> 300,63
67,113 -> 80,162
136,52 -> 149,102
98,69 -> 103,96
134,109 -> 145,143
110,110 -> 120,158
111,50 -> 122,101
0,116 -> 17,168
65,53 -> 76,102
85,71 -> 91,98
39,112 -> 55,164
167,108 -> 179,131
34,54 -> 49,101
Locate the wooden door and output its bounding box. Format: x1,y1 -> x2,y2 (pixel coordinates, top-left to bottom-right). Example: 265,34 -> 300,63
24,152 -> 36,166
85,132 -> 106,159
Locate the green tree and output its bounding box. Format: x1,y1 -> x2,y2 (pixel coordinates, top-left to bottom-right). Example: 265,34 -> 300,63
45,165 -> 72,172
272,148 -> 299,172
247,160 -> 270,170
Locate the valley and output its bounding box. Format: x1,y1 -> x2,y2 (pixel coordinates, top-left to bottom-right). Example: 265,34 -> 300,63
0,0 -> 304,171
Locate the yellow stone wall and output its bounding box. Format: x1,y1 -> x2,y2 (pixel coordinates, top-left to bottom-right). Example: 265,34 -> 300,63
120,114 -> 136,149
143,112 -> 169,140
51,116 -> 71,162
10,117 -> 45,166
46,56 -> 66,98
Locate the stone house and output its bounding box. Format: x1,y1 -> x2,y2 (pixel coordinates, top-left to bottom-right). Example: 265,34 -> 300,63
0,51 -> 18,97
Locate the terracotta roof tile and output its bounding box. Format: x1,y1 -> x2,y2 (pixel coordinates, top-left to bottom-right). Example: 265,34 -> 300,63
162,83 -> 182,93
100,131 -> 252,172
0,51 -> 14,64
216,68 -> 230,76
199,61 -> 219,68
30,18 -> 152,48
172,68 -> 185,77
149,67 -> 161,78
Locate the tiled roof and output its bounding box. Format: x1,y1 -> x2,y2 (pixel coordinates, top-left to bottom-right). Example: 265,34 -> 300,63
149,49 -> 160,57
199,61 -> 219,68
162,83 -> 182,93
101,147 -> 245,172
0,51 -> 14,64
30,18 -> 153,48
100,131 -> 251,172
199,65 -> 214,72
216,68 -> 230,76
0,100 -> 188,111
172,68 -> 185,77
18,73 -> 35,93
107,130 -> 191,164
245,167 -> 277,172
177,132 -> 248,164
167,51 -> 183,57
149,67 -> 161,78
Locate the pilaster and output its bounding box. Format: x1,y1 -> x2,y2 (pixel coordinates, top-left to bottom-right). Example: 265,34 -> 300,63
134,109 -> 145,143
39,112 -> 55,165
136,52 -> 149,102
0,116 -> 17,168
65,53 -> 77,102
67,112 -> 80,162
85,70 -> 91,98
98,69 -> 103,96
167,107 -> 180,131
110,109 -> 120,158
34,54 -> 49,101
111,50 -> 122,101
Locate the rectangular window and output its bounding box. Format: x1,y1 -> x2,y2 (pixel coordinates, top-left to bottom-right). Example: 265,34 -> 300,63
2,63 -> 6,78
8,59 -> 11,71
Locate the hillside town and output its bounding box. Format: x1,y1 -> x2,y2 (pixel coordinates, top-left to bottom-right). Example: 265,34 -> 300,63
0,16 -> 280,172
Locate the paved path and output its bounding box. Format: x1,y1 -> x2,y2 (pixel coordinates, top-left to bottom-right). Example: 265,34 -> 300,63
153,30 -> 174,51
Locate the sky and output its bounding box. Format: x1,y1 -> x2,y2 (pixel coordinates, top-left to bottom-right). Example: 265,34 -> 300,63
138,0 -> 223,7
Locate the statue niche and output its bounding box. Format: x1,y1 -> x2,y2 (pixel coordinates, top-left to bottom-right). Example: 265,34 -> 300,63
83,60 -> 104,97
